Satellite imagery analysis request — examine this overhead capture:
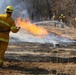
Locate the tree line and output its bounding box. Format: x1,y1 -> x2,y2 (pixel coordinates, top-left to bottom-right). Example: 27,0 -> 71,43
11,0 -> 76,27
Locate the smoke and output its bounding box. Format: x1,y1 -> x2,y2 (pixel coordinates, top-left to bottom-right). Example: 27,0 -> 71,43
0,0 -> 11,13
9,20 -> 75,45
10,29 -> 74,45
13,1 -> 29,19
0,0 -> 29,19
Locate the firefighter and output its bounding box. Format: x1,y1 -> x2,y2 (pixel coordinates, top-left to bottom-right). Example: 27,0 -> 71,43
52,14 -> 57,27
0,5 -> 20,68
59,14 -> 65,22
59,14 -> 65,28
74,17 -> 76,21
52,14 -> 57,20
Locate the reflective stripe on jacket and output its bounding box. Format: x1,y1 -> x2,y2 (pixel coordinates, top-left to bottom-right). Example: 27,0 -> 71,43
0,14 -> 19,42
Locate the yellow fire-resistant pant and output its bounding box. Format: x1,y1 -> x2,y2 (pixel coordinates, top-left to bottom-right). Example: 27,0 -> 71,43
0,41 -> 8,66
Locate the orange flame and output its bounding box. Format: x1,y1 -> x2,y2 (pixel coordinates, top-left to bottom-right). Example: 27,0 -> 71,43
16,18 -> 48,37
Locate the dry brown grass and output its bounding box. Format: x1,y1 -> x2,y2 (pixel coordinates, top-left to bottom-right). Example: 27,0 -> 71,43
41,24 -> 76,40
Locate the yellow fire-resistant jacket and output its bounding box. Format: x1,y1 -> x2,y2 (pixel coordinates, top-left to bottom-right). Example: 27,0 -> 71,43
52,15 -> 57,20
0,14 -> 19,42
59,15 -> 65,22
59,15 -> 65,19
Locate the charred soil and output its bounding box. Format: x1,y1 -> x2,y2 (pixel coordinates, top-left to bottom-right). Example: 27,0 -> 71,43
0,42 -> 75,75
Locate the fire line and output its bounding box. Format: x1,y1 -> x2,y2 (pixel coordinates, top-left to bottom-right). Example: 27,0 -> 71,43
16,18 -> 73,40
16,18 -> 48,37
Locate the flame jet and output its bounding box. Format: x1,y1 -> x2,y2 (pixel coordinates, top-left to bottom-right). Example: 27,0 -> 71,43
16,18 -> 48,37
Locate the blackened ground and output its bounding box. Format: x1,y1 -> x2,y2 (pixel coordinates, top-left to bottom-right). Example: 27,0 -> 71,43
0,42 -> 75,75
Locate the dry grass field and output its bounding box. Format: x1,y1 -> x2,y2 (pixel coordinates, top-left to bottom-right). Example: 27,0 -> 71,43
0,22 -> 76,75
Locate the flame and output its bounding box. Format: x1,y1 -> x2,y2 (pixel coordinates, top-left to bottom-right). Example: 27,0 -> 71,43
16,18 -> 48,37
16,17 -> 73,40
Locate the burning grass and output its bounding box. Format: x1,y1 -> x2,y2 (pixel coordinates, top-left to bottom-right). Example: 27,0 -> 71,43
16,18 -> 48,37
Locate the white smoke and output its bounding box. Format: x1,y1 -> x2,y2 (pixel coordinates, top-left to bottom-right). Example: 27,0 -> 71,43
9,28 -> 74,45
0,0 -> 29,19
9,20 -> 76,46
0,0 -> 11,13
13,1 -> 29,19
